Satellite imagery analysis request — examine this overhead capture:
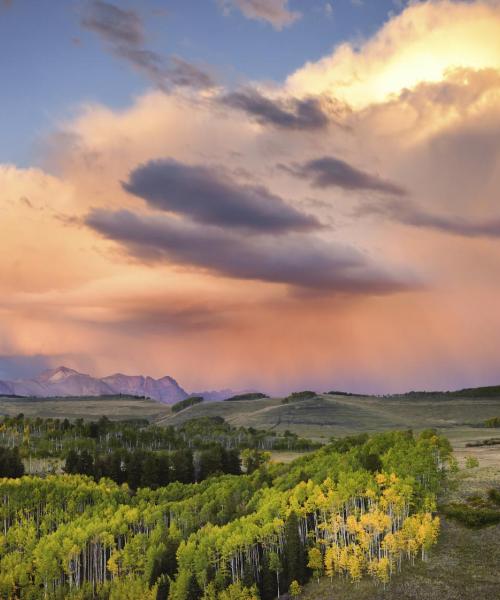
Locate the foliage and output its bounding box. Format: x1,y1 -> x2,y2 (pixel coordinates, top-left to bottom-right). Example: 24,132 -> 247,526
484,416 -> 500,428
171,397 -> 204,413
0,430 -> 451,599
441,503 -> 500,528
282,391 -> 317,404
224,393 -> 269,402
289,580 -> 302,598
0,414 -> 318,468
487,488 -> 500,506
241,449 -> 270,474
465,456 -> 479,469
0,445 -> 24,477
441,488 -> 500,528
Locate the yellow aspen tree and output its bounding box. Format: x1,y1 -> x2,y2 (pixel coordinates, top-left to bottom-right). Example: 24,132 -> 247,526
324,546 -> 335,584
289,580 -> 302,598
307,547 -> 323,584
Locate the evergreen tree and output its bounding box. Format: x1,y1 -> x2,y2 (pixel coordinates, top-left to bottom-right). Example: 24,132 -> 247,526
284,511 -> 306,585
186,574 -> 202,600
0,446 -> 24,478
155,575 -> 170,600
260,552 -> 277,600
222,449 -> 241,475
126,450 -> 145,489
172,449 -> 195,483
64,449 -> 80,474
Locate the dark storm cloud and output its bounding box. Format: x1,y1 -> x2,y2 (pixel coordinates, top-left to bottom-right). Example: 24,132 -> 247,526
0,355 -> 57,381
81,1 -> 144,45
80,1 -> 214,90
284,157 -> 407,195
86,209 -> 416,293
94,300 -> 229,335
123,159 -> 320,233
360,200 -> 500,238
218,0 -> 301,30
166,56 -> 215,89
220,89 -> 329,130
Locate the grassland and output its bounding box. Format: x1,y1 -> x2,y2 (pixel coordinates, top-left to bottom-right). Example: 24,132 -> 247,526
159,392 -> 500,442
2,389 -> 500,438
0,394 -> 170,421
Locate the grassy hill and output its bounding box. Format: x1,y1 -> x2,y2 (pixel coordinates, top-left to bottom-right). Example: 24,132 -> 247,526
158,392 -> 500,443
0,394 -> 170,421
1,388 -> 500,444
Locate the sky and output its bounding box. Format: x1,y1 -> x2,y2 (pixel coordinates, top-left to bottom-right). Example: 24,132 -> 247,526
1,0 -> 500,394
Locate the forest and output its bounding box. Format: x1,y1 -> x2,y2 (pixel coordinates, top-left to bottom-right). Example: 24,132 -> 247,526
0,423 -> 452,599
0,415 -> 318,458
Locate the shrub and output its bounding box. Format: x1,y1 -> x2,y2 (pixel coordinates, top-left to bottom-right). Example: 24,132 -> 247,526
171,396 -> 204,413
465,456 -> 479,469
441,503 -> 500,528
224,393 -> 268,402
487,488 -> 500,506
282,391 -> 317,404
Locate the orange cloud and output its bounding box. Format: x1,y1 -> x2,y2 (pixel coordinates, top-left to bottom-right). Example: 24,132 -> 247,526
2,1 -> 500,393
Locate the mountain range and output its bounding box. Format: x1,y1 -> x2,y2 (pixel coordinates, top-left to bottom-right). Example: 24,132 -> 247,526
0,366 -> 249,404
0,366 -> 188,404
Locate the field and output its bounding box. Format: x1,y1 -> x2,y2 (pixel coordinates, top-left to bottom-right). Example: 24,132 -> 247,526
159,392 -> 500,442
2,391 -> 500,439
0,394 -> 170,421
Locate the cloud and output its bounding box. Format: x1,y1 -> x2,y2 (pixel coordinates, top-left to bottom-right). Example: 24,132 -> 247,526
359,199 -> 500,239
219,0 -> 301,30
86,209 -> 415,293
220,88 -> 330,130
80,1 -> 214,90
286,1 -> 500,108
0,355 -> 56,381
5,0 -> 500,394
284,156 -> 407,195
81,0 -> 144,46
123,158 -> 320,232
0,354 -> 88,381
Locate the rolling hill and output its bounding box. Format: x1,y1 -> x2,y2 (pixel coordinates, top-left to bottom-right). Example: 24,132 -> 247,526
157,391 -> 500,443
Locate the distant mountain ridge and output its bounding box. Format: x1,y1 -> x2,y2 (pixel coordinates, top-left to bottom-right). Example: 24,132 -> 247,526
0,366 -> 188,404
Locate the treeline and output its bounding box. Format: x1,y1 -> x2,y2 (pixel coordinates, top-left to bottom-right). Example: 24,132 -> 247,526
281,390 -> 317,404
171,396 -> 204,413
65,445 -> 241,489
390,385 -> 500,399
224,393 -> 269,402
0,414 -> 319,460
0,429 -> 452,599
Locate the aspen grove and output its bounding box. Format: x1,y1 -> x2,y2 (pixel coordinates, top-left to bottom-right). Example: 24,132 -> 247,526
0,428 -> 451,599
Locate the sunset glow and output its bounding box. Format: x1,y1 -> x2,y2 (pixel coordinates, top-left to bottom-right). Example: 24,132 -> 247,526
1,0 -> 500,394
